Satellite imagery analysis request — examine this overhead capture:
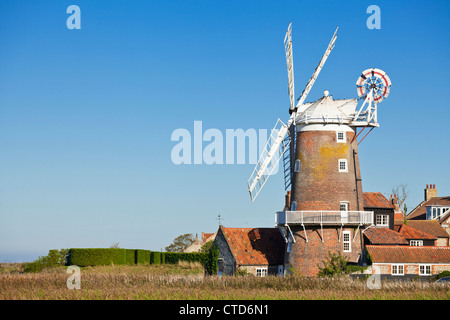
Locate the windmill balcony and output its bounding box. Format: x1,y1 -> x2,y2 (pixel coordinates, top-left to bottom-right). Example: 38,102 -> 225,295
275,210 -> 374,226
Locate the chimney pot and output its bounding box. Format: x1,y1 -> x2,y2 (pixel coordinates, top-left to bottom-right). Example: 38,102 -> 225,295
426,184 -> 429,189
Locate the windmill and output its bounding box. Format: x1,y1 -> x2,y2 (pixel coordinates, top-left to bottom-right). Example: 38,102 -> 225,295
247,23 -> 391,202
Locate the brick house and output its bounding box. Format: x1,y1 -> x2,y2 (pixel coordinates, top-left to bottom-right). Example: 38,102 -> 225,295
363,192 -> 395,229
183,232 -> 216,253
366,245 -> 450,279
404,220 -> 449,246
214,226 -> 285,276
407,184 -> 450,236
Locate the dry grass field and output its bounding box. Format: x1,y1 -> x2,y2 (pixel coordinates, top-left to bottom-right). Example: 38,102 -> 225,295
0,262 -> 449,300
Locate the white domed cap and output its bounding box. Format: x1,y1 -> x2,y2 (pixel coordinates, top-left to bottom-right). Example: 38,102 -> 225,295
323,90 -> 329,97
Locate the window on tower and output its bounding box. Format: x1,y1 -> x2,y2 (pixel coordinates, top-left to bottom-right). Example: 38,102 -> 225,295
343,231 -> 351,252
294,159 -> 300,172
337,131 -> 346,143
338,159 -> 348,172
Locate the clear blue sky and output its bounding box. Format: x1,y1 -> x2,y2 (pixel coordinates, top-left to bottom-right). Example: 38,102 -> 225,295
0,0 -> 449,262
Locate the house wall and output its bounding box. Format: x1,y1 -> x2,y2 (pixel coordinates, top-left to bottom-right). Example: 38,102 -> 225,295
238,265 -> 280,276
372,263 -> 450,276
441,215 -> 450,237
436,238 -> 449,247
214,229 -> 236,276
369,208 -> 395,230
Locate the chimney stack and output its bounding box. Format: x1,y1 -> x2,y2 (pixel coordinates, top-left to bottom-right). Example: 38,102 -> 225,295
424,184 -> 437,202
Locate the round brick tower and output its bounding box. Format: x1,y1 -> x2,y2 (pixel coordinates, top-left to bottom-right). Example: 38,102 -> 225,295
278,92 -> 373,277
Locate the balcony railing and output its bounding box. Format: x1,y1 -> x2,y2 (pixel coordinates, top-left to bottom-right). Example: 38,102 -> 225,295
276,210 -> 374,226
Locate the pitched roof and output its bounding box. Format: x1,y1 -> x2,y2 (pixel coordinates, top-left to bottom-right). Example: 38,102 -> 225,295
407,196 -> 450,220
219,226 -> 284,266
363,192 -> 394,209
406,220 -> 449,239
398,224 -> 437,240
364,227 -> 408,245
366,245 -> 450,264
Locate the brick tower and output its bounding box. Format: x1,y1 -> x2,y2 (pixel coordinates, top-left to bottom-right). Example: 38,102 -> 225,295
278,92 -> 371,276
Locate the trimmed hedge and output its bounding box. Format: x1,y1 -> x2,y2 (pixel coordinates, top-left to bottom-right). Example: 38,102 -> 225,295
164,252 -> 207,264
67,248 -> 206,267
68,248 -> 127,266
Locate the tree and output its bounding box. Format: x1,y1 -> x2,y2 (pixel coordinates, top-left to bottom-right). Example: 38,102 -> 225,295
165,233 -> 195,252
391,184 -> 409,218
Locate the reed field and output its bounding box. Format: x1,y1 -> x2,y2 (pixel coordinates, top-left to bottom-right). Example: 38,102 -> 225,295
0,262 -> 449,300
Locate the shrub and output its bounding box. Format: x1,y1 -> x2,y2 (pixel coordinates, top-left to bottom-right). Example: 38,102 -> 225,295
136,250 -> 150,265
164,252 -> 207,265
24,249 -> 69,273
317,251 -> 349,277
67,248 -> 127,266
126,249 -> 136,265
436,270 -> 450,280
204,243 -> 219,276
151,251 -> 161,265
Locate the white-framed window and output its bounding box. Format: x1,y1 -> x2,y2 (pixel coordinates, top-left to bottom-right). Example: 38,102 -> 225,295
410,240 -> 423,246
376,214 -> 389,227
337,131 -> 346,143
419,264 -> 431,276
391,264 -> 404,276
256,267 -> 268,277
338,159 -> 348,172
291,201 -> 297,211
340,201 -> 349,211
294,159 -> 300,172
343,231 -> 351,252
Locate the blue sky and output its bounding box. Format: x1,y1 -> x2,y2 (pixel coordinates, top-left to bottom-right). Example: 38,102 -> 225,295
0,0 -> 449,262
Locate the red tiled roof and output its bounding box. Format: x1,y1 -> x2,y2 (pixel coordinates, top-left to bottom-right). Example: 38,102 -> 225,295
363,192 -> 394,209
220,227 -> 284,266
398,224 -> 437,240
364,227 -> 408,245
407,197 -> 450,220
406,220 -> 449,239
366,245 -> 450,264
202,232 -> 216,243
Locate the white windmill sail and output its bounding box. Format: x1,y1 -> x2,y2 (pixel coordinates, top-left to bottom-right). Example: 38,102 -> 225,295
285,22 -> 295,111
247,24 -> 339,201
295,26 -> 338,113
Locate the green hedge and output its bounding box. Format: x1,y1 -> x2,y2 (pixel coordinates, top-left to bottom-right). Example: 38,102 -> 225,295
67,248 -> 205,267
164,252 -> 207,264
68,248 -> 128,266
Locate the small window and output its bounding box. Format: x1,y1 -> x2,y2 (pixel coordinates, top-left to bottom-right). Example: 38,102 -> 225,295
337,131 -> 346,143
391,264 -> 404,276
294,159 -> 300,172
256,267 -> 268,277
376,214 -> 389,227
343,231 -> 351,252
340,201 -> 349,211
410,240 -> 423,246
419,264 -> 431,276
338,159 -> 348,172
291,201 -> 297,211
